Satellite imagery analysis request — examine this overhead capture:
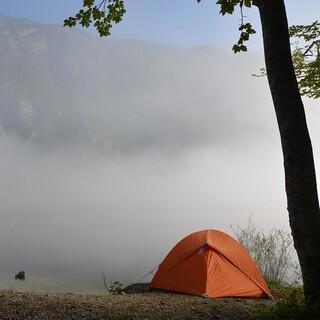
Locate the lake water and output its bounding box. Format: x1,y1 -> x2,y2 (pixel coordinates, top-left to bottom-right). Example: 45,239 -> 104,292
0,271 -> 153,294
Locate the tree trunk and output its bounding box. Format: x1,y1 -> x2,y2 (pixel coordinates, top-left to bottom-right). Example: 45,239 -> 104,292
253,0 -> 320,303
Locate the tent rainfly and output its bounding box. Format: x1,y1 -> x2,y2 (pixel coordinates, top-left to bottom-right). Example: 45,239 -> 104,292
150,229 -> 271,298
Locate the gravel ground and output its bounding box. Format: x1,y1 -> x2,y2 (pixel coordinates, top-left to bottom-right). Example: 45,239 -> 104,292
0,289 -> 272,320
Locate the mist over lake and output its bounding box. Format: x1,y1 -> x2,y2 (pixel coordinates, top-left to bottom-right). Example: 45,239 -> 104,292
0,14 -> 319,292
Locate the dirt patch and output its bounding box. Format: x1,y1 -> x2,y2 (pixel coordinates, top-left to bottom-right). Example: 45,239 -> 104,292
0,289 -> 272,320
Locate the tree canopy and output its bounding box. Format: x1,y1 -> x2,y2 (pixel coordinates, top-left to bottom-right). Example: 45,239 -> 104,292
254,20 -> 320,99
289,21 -> 320,99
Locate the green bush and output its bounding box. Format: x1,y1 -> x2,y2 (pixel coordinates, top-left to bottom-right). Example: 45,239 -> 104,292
261,287 -> 320,320
267,281 -> 303,300
107,280 -> 124,295
231,218 -> 301,284
102,272 -> 124,295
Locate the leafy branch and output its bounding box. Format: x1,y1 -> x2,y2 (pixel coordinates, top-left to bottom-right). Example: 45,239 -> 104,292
198,0 -> 256,53
289,21 -> 320,99
64,0 -> 126,37
66,0 -> 256,53
253,20 -> 320,99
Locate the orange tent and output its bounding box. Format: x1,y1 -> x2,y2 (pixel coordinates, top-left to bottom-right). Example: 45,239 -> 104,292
150,229 -> 271,298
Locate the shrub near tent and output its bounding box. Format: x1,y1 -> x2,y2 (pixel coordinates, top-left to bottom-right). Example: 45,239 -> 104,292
150,230 -> 271,298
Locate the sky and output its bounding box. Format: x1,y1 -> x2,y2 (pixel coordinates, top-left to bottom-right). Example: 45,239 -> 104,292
0,0 -> 320,49
0,1 -> 319,292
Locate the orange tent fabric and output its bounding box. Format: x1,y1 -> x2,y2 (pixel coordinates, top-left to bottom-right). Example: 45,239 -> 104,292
150,229 -> 271,298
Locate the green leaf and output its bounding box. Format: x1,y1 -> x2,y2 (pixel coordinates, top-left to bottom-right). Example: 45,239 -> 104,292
64,0 -> 126,37
83,0 -> 94,8
244,0 -> 251,8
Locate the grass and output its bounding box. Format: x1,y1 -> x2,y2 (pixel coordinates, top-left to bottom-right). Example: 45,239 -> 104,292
256,281 -> 320,320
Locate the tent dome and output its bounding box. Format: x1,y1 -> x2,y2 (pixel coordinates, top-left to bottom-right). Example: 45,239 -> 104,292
150,229 -> 271,298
